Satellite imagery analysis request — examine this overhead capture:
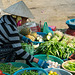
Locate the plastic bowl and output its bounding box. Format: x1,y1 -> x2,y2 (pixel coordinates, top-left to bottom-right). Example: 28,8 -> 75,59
44,68 -> 72,75
66,19 -> 75,29
3,72 -> 10,75
30,54 -> 64,68
13,67 -> 48,75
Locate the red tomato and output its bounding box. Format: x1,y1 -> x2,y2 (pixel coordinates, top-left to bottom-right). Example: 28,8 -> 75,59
0,70 -> 3,75
2,74 -> 5,75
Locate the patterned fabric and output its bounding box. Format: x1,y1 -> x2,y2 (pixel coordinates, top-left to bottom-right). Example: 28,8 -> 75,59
0,15 -> 34,62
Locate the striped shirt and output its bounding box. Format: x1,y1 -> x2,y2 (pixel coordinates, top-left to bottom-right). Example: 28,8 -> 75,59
0,15 -> 34,62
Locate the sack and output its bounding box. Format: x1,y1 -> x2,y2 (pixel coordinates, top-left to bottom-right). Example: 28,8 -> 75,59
43,22 -> 54,35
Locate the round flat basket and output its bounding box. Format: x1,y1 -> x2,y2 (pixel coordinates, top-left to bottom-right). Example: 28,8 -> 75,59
31,54 -> 63,68
62,60 -> 75,74
44,68 -> 72,75
13,67 -> 48,75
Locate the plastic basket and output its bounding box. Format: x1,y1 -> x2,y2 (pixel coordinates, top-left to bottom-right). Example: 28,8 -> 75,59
66,19 -> 75,30
31,54 -> 64,68
44,68 -> 72,75
3,72 -> 10,75
13,67 -> 48,75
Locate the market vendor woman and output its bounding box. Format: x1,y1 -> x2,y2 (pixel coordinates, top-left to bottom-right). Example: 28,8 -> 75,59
0,1 -> 49,68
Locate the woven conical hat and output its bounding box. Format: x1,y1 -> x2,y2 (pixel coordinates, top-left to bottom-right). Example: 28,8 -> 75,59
3,1 -> 34,19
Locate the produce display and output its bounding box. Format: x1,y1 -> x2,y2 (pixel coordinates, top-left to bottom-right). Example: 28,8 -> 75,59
48,71 -> 58,75
18,26 -> 75,75
0,63 -> 23,75
63,61 -> 75,71
36,31 -> 75,59
20,26 -> 53,42
47,60 -> 60,68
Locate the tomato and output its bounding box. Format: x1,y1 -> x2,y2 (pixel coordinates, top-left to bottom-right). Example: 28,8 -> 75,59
2,74 -> 5,75
0,70 -> 3,75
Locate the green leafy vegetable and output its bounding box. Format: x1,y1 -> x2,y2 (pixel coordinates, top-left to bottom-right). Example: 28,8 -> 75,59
21,43 -> 34,55
64,61 -> 75,71
0,63 -> 23,75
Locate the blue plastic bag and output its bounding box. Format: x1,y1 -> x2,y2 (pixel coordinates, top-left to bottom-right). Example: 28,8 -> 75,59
43,22 -> 54,35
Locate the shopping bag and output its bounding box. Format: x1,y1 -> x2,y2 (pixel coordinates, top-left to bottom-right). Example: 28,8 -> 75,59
43,22 -> 54,35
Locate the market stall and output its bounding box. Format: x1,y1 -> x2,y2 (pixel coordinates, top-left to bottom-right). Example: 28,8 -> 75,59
0,18 -> 75,75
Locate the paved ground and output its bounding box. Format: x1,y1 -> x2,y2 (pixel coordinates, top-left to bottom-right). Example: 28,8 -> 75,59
0,0 -> 75,29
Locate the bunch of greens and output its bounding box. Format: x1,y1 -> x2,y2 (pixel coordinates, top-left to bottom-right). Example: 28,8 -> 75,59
51,31 -> 64,42
36,37 -> 75,59
22,70 -> 38,75
21,43 -> 34,55
0,63 -> 23,75
64,61 -> 75,71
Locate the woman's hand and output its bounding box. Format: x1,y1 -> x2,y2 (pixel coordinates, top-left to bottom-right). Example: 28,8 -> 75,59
22,36 -> 32,43
33,58 -> 49,69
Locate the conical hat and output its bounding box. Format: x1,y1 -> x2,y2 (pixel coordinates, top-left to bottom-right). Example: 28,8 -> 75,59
3,1 -> 35,19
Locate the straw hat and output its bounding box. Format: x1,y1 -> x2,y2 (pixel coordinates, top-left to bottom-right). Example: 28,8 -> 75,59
3,1 -> 35,19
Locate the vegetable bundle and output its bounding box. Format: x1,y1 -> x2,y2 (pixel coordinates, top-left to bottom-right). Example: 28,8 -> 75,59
21,43 -> 34,55
36,31 -> 75,59
64,61 -> 75,71
22,70 -> 38,75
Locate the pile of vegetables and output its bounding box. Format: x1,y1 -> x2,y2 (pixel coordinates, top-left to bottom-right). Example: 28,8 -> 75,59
20,26 -> 53,42
47,60 -> 60,68
22,70 -> 38,75
0,63 -> 23,75
64,61 -> 75,71
36,31 -> 75,59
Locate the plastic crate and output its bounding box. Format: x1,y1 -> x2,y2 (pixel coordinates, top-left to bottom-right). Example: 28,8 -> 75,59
13,67 -> 48,75
44,68 -> 72,75
66,19 -> 75,30
31,54 -> 64,68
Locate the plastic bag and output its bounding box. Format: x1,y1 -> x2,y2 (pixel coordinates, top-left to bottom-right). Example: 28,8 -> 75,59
43,22 -> 54,35
25,22 -> 41,32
